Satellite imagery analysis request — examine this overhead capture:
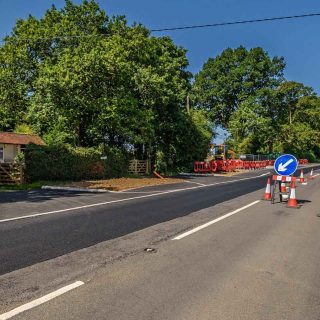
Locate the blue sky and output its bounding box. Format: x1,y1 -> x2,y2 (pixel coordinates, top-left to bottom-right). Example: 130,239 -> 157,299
0,0 -> 319,142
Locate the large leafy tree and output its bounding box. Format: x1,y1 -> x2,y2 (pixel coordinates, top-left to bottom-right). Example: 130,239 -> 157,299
227,81 -> 319,158
277,81 -> 315,124
0,0 -> 212,171
192,46 -> 285,127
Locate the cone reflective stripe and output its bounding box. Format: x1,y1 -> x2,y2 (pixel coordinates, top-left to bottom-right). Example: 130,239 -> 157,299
287,181 -> 299,208
264,178 -> 272,200
281,182 -> 289,200
299,169 -> 305,183
300,169 -> 307,185
309,168 -> 315,180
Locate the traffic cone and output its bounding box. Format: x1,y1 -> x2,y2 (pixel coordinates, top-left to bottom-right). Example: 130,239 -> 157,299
299,169 -> 307,185
309,168 -> 315,180
281,182 -> 288,200
287,181 -> 299,208
264,178 -> 272,201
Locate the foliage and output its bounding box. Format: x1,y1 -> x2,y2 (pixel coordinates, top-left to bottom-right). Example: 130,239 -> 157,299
103,147 -> 129,178
24,144 -> 128,182
0,181 -> 48,191
193,45 -> 320,160
14,124 -> 35,134
154,109 -> 213,173
1,0 -> 318,168
0,0 -> 211,173
193,46 -> 285,127
14,151 -> 25,166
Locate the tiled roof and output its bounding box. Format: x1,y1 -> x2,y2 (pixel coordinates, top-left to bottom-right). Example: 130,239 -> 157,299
0,132 -> 46,145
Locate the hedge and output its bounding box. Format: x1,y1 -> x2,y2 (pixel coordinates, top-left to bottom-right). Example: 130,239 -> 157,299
24,144 -> 128,182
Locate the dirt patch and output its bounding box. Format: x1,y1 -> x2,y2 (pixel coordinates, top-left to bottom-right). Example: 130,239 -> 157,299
63,177 -> 185,191
214,169 -> 249,177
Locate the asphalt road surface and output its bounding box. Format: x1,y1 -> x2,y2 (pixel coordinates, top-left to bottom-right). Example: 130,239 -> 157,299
0,166 -> 319,319
0,170 -> 273,276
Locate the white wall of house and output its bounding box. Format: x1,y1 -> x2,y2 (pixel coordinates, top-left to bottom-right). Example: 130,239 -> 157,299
2,144 -> 20,162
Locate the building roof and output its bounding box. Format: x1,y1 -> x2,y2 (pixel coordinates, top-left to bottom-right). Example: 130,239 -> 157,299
0,132 -> 46,146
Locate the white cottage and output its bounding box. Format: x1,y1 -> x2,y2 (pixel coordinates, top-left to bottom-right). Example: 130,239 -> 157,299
0,132 -> 45,163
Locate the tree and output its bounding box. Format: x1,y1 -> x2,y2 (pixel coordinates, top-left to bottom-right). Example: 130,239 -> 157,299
0,0 -> 213,172
277,81 -> 315,124
192,46 -> 285,128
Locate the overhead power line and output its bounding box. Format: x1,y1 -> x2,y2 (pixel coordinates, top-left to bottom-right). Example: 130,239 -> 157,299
1,12 -> 320,44
150,13 -> 320,32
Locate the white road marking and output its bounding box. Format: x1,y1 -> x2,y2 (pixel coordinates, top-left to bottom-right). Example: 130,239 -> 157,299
172,200 -> 261,240
114,191 -> 164,194
185,181 -> 206,186
0,172 -> 270,224
0,281 -> 84,320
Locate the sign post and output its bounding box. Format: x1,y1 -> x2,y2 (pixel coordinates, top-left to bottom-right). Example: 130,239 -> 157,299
272,154 -> 298,203
274,154 -> 298,176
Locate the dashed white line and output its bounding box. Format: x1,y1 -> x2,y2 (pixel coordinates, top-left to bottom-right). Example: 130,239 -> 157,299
115,191 -> 164,194
185,181 -> 207,186
0,281 -> 84,320
172,200 -> 261,240
0,172 -> 270,224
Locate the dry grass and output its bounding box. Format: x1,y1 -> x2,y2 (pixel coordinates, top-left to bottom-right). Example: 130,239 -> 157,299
64,177 -> 185,191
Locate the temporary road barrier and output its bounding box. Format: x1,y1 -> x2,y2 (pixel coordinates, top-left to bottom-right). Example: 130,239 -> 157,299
194,158 -> 308,174
298,159 -> 309,165
272,175 -> 297,182
271,175 -> 297,204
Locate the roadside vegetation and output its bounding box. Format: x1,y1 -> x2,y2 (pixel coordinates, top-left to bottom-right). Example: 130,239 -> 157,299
0,0 -> 319,183
193,47 -> 320,160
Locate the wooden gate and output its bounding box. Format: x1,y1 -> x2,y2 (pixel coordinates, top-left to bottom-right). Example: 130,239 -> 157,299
0,163 -> 23,184
128,160 -> 151,175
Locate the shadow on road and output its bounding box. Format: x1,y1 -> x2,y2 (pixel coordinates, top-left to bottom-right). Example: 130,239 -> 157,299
0,190 -> 97,205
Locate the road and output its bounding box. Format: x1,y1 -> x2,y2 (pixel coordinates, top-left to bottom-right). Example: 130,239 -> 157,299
0,166 -> 319,319
0,170 -> 271,276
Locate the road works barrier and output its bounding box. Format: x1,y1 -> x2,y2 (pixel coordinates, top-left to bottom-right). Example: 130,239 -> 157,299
269,168 -> 316,207
298,159 -> 309,165
194,159 -> 308,174
194,159 -> 275,173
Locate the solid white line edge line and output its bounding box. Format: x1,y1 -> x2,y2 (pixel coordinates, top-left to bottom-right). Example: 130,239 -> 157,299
0,281 -> 84,320
0,172 -> 270,224
172,200 -> 261,240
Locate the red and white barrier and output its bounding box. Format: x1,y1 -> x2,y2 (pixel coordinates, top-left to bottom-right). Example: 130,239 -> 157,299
194,158 -> 310,174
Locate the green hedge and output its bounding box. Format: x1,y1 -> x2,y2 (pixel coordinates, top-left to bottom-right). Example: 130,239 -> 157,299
24,145 -> 128,182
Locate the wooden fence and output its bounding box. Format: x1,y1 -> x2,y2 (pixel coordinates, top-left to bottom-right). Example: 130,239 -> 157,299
128,160 -> 151,175
0,163 -> 23,184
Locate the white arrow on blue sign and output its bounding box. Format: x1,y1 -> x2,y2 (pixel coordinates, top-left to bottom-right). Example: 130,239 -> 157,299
274,154 -> 298,176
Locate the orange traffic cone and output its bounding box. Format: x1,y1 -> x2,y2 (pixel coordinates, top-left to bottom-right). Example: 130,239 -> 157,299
287,181 -> 299,208
299,169 -> 307,185
264,178 -> 272,200
281,182 -> 288,200
309,168 -> 315,180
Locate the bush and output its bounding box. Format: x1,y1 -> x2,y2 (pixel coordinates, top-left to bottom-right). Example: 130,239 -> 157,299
103,147 -> 129,178
24,144 -> 128,182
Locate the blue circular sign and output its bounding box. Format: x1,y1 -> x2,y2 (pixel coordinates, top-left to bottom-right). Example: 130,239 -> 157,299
274,154 -> 298,176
